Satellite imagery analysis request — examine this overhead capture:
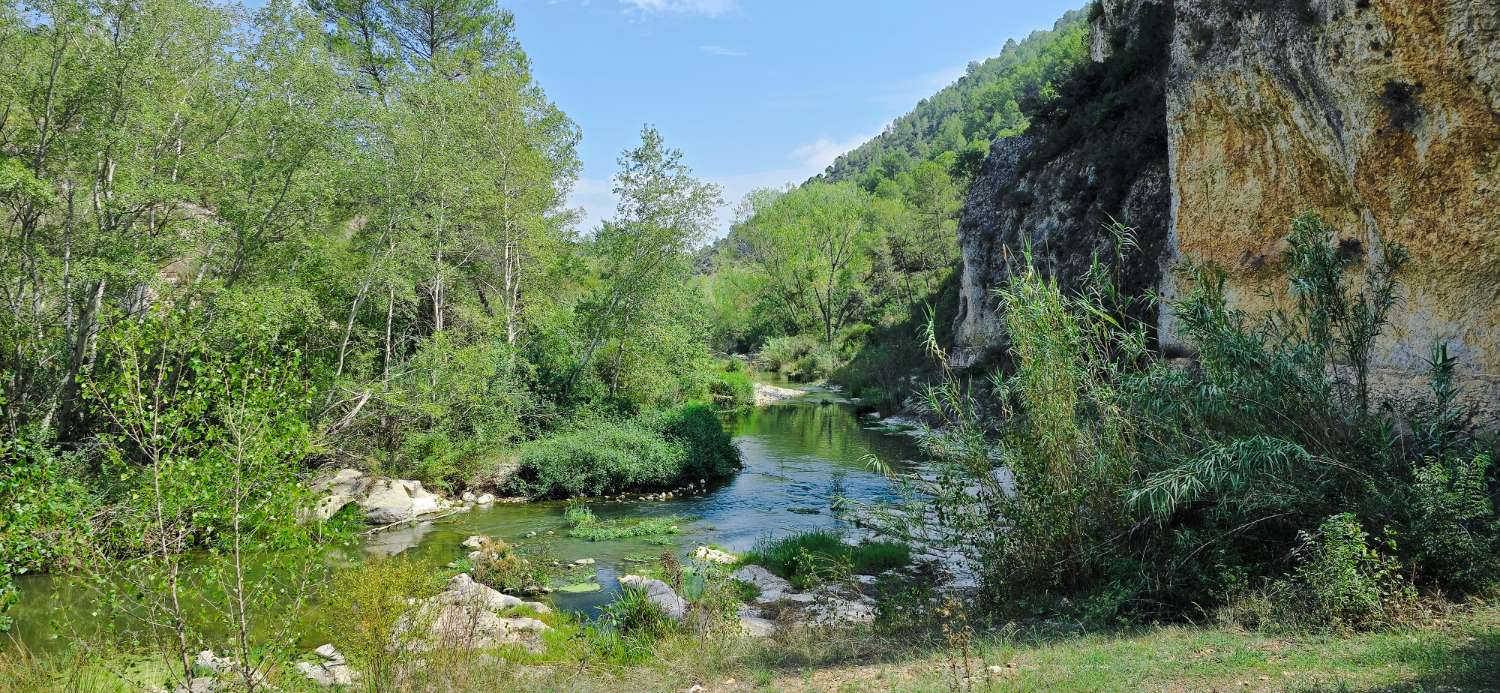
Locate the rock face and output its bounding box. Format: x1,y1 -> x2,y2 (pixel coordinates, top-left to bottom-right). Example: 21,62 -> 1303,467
952,0 -> 1173,368
1159,0 -> 1500,414
955,0 -> 1500,415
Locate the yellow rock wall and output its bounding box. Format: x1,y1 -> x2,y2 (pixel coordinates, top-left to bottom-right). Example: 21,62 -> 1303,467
1160,0 -> 1500,414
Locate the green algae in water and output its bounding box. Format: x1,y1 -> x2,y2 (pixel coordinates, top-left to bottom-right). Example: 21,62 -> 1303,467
557,581 -> 603,593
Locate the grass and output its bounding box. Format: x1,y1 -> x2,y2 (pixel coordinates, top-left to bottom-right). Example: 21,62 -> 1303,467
741,530 -> 910,590
562,505 -> 686,542
7,603 -> 1494,691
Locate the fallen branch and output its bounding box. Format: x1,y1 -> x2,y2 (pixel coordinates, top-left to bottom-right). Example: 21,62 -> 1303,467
359,508 -> 465,537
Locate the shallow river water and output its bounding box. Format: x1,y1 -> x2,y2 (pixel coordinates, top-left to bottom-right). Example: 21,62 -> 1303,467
12,391 -> 920,650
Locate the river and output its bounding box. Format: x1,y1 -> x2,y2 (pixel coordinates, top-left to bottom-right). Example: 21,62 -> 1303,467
11,389 -> 921,650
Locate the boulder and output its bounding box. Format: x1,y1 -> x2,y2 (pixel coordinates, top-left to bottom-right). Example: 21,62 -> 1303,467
692,546 -> 737,565
296,644 -> 354,687
474,493 -> 496,505
738,613 -> 776,637
395,573 -> 552,651
460,535 -> 487,550
731,565 -> 792,603
359,479 -> 447,525
617,575 -> 687,620
439,573 -> 523,611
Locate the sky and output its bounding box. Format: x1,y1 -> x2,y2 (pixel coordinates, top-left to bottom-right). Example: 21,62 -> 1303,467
506,0 -> 1084,238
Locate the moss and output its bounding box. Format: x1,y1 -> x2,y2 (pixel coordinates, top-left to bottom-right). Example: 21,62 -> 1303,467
1381,80 -> 1424,131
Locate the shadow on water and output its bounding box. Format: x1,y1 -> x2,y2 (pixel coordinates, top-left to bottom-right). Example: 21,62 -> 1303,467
11,397 -> 923,649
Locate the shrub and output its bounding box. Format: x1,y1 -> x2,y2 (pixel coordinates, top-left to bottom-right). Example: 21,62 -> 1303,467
651,403 -> 741,483
510,419 -> 682,498
1293,514 -> 1408,630
470,541 -> 556,595
707,368 -> 754,410
755,334 -> 819,376
877,212 -> 1498,627
1407,454 -> 1500,593
319,558 -> 441,690
509,404 -> 739,499
0,428 -> 92,630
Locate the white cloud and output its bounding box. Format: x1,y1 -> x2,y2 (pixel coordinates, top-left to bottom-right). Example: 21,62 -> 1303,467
620,0 -> 738,16
789,132 -> 875,174
699,44 -> 747,57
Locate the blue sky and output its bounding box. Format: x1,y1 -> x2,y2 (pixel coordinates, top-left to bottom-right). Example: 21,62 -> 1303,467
507,0 -> 1084,237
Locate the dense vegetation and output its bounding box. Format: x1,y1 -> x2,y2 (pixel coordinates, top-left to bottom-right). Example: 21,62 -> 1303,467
880,215 -> 1500,631
0,0 -> 743,641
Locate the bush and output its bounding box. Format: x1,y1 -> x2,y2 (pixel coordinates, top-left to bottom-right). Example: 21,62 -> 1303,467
755,334 -> 819,376
509,404 -> 739,499
510,419 -> 683,498
878,212 -> 1498,627
707,368 -> 754,411
469,540 -> 556,595
0,428 -> 92,630
319,558 -> 441,689
1292,514 -> 1409,630
651,403 -> 741,483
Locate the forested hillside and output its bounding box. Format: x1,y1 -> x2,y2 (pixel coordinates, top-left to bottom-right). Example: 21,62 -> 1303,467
698,8 -> 1089,412
819,9 -> 1087,185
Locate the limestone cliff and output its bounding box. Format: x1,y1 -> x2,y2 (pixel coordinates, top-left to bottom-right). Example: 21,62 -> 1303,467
956,0 -> 1500,414
952,0 -> 1173,367
1161,0 -> 1500,413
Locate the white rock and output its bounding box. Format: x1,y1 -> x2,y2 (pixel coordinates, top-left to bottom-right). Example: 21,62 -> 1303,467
732,564 -> 792,603
297,649 -> 355,688
573,558 -> 595,566
460,535 -> 487,550
439,573 -> 523,611
313,644 -> 344,663
739,614 -> 776,637
194,650 -> 230,674
475,493 -> 496,505
692,546 -> 737,565
617,575 -> 687,620
461,491 -> 477,503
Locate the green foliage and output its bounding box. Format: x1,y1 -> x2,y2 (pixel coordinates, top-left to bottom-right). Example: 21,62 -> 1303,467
1292,514 -> 1408,630
319,557 -> 442,690
0,428 -> 92,630
1407,454 -> 1500,592
820,10 -> 1087,184
742,531 -> 910,590
883,213 -> 1498,627
703,9 -> 1081,389
470,541 -> 557,595
706,366 -> 754,411
510,404 -> 739,499
375,334 -> 535,489
599,586 -> 674,659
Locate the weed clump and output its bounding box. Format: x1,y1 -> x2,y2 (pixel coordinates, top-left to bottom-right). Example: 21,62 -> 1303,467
742,531 -> 910,590
562,505 -> 686,542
